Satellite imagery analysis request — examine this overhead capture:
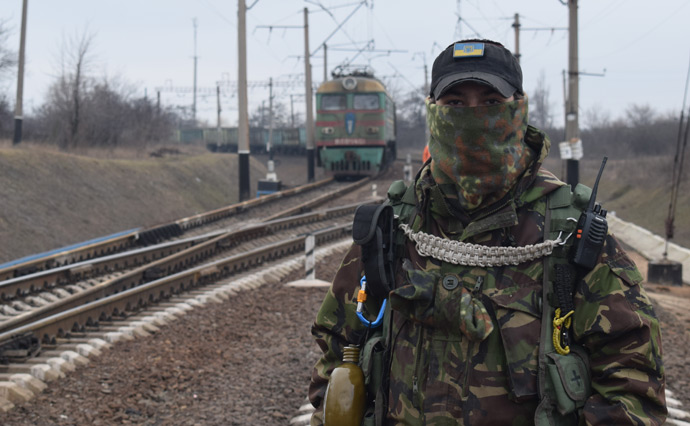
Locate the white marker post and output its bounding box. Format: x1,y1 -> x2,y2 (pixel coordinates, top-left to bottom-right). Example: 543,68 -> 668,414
403,153 -> 412,182
305,234 -> 316,280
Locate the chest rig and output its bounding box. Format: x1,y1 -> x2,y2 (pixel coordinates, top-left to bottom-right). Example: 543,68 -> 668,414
352,178 -> 601,426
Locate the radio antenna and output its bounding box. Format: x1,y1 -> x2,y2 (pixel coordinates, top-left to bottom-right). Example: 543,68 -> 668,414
587,156 -> 608,212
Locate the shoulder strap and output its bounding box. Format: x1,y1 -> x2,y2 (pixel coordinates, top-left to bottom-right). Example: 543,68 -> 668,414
387,180 -> 417,259
352,203 -> 395,301
536,185 -> 592,426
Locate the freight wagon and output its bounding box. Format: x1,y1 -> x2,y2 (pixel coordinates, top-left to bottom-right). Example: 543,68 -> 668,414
178,127 -> 306,155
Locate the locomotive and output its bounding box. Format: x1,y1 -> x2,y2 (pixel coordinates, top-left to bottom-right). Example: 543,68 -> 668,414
315,70 -> 396,178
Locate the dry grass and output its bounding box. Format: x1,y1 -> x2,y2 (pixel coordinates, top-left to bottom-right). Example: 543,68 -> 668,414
0,138 -> 209,159
0,145 -> 269,264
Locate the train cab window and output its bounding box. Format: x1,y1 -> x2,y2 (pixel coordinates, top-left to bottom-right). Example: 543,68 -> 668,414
353,94 -> 380,110
321,95 -> 346,111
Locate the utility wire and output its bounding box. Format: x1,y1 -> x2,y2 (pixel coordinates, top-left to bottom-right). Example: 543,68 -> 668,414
310,0 -> 367,56
584,1 -> 689,60
307,0 -> 363,60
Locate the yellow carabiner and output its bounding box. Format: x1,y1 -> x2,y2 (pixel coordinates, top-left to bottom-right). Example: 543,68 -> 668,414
552,308 -> 574,355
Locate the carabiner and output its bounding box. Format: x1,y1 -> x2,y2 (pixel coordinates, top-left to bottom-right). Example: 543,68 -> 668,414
356,275 -> 387,328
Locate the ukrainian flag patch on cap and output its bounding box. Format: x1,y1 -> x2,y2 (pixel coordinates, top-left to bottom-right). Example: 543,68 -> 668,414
453,42 -> 484,58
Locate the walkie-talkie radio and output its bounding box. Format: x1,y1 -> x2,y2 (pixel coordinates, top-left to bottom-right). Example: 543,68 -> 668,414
572,157 -> 609,270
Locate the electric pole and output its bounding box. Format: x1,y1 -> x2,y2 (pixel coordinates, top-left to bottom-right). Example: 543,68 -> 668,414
13,0 -> 28,145
267,77 -> 274,161
565,0 -> 580,187
512,13 -> 520,63
424,62 -> 430,145
216,84 -> 222,145
323,43 -> 328,82
304,7 -> 315,182
238,0 -> 251,201
192,18 -> 198,123
290,94 -> 295,128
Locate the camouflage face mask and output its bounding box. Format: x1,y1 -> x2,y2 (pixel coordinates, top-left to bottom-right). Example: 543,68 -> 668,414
427,98 -> 534,210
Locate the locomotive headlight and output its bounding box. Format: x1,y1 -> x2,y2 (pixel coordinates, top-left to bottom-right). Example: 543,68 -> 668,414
366,127 -> 379,134
321,127 -> 335,135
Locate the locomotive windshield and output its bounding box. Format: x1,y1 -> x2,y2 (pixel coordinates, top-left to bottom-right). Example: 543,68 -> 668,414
353,94 -> 380,110
321,94 -> 346,111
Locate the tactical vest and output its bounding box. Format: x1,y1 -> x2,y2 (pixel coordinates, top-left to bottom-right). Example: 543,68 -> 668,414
354,180 -> 595,426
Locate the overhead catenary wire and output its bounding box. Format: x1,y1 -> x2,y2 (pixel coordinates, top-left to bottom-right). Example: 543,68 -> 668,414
309,0 -> 367,57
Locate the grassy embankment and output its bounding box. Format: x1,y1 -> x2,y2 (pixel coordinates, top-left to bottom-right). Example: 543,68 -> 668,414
0,141 -> 268,263
543,155 -> 690,250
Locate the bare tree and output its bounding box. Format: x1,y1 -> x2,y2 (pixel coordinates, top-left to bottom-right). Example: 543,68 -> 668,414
582,103 -> 612,129
529,70 -> 554,130
35,30 -> 180,148
37,29 -> 97,148
625,103 -> 656,127
64,31 -> 95,148
581,103 -> 677,158
249,100 -> 290,128
0,20 -> 17,80
395,86 -> 427,150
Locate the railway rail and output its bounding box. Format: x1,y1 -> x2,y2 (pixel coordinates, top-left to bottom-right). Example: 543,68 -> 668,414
0,200 -> 376,339
0,158 -> 402,360
0,177 -> 373,303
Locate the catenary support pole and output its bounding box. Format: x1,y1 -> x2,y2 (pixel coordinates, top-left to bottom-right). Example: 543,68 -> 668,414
13,0 -> 28,145
238,0 -> 251,201
565,0 -> 580,187
512,13 -> 520,63
323,43 -> 328,82
268,77 -> 274,161
424,63 -> 430,145
193,18 -> 198,123
216,84 -> 222,146
304,7 -> 315,182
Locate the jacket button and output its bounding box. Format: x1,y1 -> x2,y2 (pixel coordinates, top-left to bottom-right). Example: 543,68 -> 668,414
442,274 -> 459,290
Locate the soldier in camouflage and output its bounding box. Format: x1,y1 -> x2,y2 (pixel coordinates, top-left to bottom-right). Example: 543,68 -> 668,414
309,40 -> 666,425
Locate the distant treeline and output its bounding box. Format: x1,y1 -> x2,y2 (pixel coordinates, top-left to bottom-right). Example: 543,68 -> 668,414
392,86 -> 683,160
0,56 -> 683,158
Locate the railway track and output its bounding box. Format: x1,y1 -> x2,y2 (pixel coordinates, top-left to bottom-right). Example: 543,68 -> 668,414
0,176 -> 366,283
0,171 -> 388,411
0,179 -> 381,341
0,176 -> 375,308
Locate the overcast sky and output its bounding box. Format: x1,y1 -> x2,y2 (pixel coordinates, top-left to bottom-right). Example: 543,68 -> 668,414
3,0 -> 690,132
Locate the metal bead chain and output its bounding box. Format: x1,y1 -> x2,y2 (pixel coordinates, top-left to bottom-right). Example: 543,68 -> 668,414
398,223 -> 560,267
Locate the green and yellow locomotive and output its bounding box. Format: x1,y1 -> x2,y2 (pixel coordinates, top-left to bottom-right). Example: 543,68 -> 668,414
315,71 -> 396,178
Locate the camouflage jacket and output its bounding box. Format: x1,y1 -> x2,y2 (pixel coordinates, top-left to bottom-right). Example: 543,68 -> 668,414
309,127 -> 666,425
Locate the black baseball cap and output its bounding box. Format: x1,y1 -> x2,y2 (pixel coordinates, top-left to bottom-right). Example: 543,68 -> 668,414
429,40 -> 523,99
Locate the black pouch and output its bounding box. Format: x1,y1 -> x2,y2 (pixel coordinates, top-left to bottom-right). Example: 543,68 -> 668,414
352,203 -> 395,301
